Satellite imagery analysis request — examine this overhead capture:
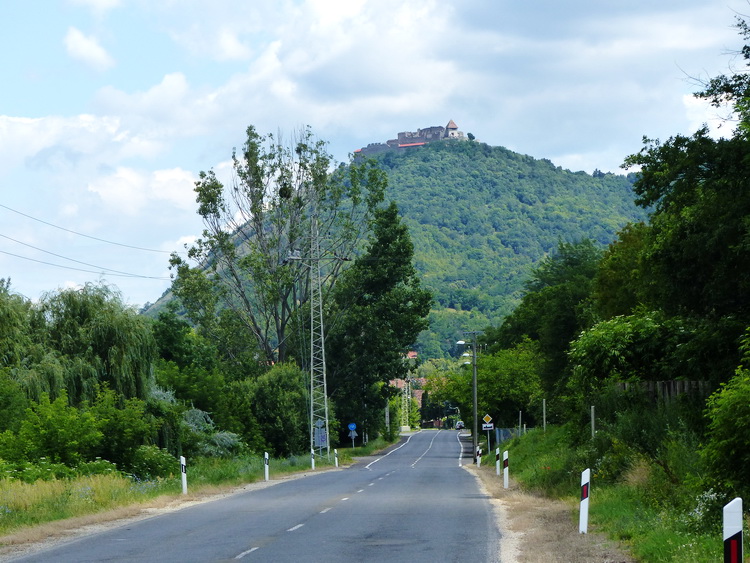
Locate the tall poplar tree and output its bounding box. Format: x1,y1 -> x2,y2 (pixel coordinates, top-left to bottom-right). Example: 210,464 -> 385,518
326,202 -> 432,438
169,126 -> 387,364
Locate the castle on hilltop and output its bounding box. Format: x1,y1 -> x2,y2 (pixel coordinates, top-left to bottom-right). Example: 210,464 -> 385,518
355,119 -> 466,156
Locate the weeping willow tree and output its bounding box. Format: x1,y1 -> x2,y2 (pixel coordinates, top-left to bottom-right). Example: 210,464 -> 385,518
37,284 -> 156,404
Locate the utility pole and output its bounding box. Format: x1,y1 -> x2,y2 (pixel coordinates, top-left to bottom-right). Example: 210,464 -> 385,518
459,331 -> 482,464
309,195 -> 331,461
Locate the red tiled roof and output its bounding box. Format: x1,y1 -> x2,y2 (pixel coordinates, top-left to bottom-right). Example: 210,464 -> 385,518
446,119 -> 458,129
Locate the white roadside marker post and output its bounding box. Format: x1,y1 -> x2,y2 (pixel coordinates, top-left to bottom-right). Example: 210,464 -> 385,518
264,452 -> 269,482
335,449 -> 339,468
495,448 -> 500,476
579,468 -> 590,533
476,448 -> 482,468
311,449 -> 315,470
180,456 -> 187,495
503,450 -> 509,489
723,497 -> 743,563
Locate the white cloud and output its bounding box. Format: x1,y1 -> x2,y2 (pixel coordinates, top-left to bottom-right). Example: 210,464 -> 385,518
68,0 -> 120,16
87,166 -> 197,215
64,27 -> 115,71
683,94 -> 736,138
88,167 -> 147,215
150,168 -> 197,211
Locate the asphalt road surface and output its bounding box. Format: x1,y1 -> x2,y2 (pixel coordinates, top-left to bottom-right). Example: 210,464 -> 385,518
10,430 -> 501,562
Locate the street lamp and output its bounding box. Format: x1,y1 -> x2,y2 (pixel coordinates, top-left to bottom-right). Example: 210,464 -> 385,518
457,331 -> 481,464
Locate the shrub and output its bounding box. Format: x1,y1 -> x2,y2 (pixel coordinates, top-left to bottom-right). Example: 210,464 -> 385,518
127,445 -> 178,480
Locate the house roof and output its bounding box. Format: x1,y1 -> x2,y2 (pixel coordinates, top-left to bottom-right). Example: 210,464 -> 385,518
446,119 -> 458,129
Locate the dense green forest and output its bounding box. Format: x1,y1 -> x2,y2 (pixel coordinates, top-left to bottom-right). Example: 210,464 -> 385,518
369,140 -> 647,356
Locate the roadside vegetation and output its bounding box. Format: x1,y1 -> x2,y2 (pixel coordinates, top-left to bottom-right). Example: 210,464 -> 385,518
0,439 -> 390,538
491,426 -> 728,562
425,14 -> 750,562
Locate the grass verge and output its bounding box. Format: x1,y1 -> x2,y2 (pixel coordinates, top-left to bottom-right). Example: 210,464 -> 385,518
0,437 -> 398,542
491,427 -> 730,562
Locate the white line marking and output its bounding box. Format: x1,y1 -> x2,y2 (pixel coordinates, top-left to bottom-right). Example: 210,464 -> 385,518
357,489 -> 364,493
368,482 -> 374,486
287,524 -> 304,532
235,547 -> 259,559
341,497 -> 349,501
457,431 -> 464,466
411,430 -> 442,468
365,433 -> 418,469
320,507 -> 332,513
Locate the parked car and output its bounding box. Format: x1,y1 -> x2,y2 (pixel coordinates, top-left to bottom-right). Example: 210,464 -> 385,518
455,420 -> 465,429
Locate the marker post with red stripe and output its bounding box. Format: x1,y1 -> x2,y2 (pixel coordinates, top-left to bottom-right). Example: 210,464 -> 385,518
503,450 -> 509,489
723,497 -> 743,563
579,468 -> 590,534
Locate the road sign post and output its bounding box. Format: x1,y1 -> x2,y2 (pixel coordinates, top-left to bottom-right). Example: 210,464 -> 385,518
348,422 -> 358,449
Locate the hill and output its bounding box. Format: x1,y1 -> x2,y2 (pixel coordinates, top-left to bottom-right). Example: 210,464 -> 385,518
369,140 -> 647,356
143,139 -> 646,358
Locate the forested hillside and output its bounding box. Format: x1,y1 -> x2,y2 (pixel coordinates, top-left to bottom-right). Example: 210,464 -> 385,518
371,140 -> 647,356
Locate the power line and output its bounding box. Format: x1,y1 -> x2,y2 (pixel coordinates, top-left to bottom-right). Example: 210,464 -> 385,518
0,249 -> 170,280
0,233 -> 168,279
0,203 -> 175,254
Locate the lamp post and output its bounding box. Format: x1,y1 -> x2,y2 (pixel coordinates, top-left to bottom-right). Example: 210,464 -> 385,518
458,331 -> 481,464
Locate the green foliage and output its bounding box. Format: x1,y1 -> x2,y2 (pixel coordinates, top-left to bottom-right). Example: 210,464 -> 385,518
478,339 -> 544,427
327,202 -> 432,439
0,368 -> 29,432
624,130 -> 750,319
89,387 -> 157,470
702,363 -> 750,498
170,124 -> 387,365
1,392 -> 102,465
372,141 -> 645,356
486,240 -> 603,396
246,364 -> 308,457
127,445 -> 179,479
38,284 -> 156,403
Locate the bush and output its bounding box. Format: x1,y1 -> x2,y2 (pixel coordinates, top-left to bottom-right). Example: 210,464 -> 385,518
127,445 -> 178,480
702,368 -> 750,498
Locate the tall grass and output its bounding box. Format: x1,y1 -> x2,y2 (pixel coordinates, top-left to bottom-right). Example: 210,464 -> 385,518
0,473 -> 178,534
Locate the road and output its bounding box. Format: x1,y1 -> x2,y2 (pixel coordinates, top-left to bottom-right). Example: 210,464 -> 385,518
10,430 -> 501,562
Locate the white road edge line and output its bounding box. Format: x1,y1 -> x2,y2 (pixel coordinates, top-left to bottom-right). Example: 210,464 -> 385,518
457,430 -> 464,466
235,547 -> 259,559
320,507 -> 332,513
287,524 -> 304,532
411,429 -> 442,468
365,432 -> 419,469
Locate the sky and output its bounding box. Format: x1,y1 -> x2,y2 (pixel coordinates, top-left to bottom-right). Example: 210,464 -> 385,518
1,0 -> 748,309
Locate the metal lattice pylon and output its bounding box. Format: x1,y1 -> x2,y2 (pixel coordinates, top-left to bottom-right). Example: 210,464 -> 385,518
309,204 -> 331,460
400,379 -> 410,430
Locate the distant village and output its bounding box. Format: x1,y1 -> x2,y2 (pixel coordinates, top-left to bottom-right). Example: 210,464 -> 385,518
355,119 -> 468,156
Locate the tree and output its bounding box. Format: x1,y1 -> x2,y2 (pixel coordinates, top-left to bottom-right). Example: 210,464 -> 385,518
623,130 -> 750,319
487,240 -> 603,394
38,284 -> 156,403
169,125 -> 387,364
326,202 -> 432,438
